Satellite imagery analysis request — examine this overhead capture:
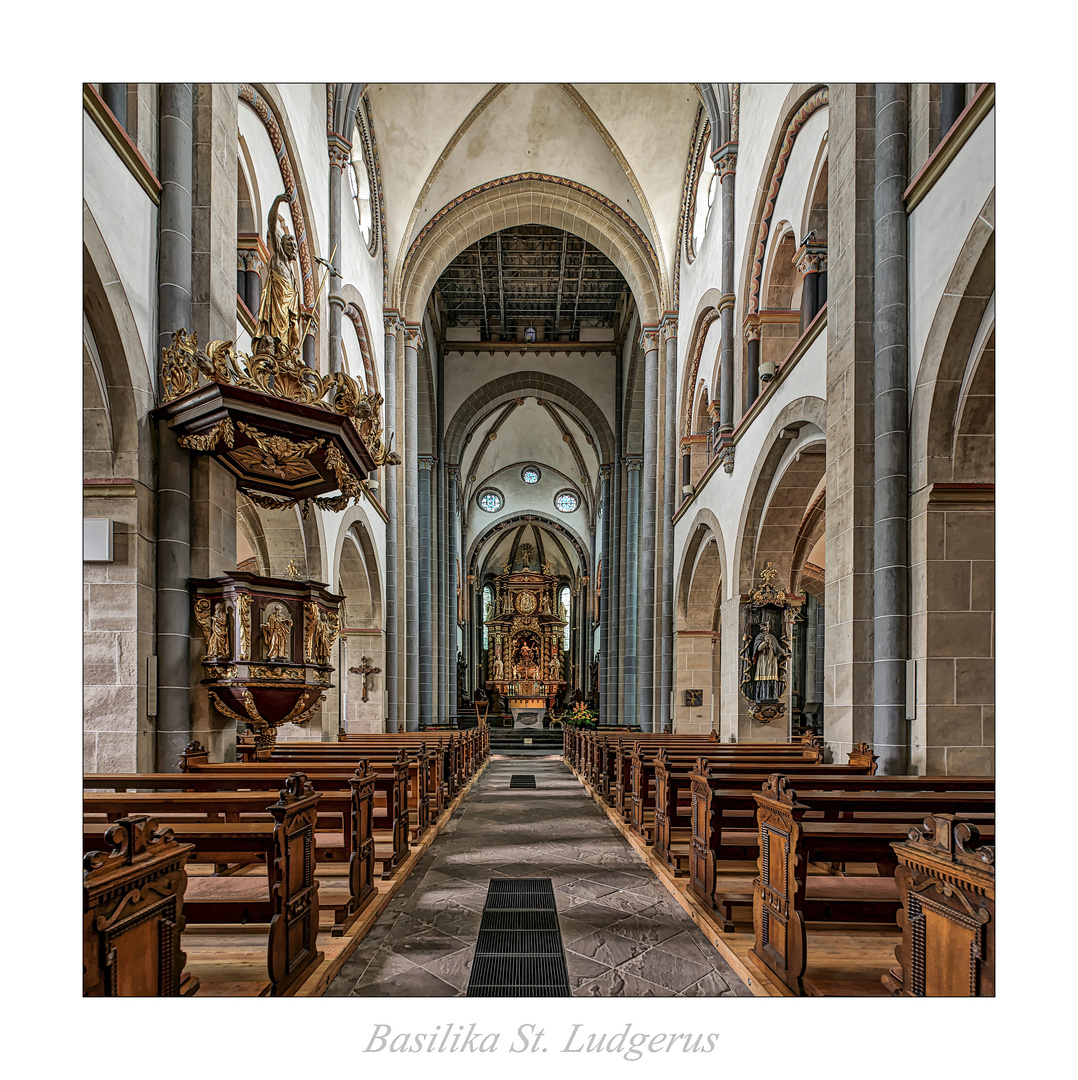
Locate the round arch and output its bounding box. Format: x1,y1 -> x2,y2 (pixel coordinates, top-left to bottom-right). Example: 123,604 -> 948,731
465,512 -> 591,581
397,174 -> 662,324
675,507 -> 729,632
446,372 -> 615,467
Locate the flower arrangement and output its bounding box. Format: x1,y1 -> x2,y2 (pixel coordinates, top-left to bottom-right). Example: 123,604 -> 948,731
562,701 -> 598,728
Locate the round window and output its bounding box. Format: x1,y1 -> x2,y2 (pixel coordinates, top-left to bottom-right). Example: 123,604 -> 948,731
554,490 -> 579,513
477,490 -> 503,513
521,466 -> 541,485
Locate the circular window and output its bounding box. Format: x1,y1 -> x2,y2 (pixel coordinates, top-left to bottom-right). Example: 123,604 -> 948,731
521,465 -> 541,485
477,489 -> 503,513
554,490 -> 579,514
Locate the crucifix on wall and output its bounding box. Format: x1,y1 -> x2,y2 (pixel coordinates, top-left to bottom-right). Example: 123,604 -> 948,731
348,656 -> 381,702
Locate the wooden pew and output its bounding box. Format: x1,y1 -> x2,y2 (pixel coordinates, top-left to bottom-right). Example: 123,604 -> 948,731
84,763 -> 377,936
750,774 -> 995,996
687,760 -> 994,930
882,813 -> 995,996
84,814 -> 197,996
83,772 -> 323,996
178,743 -> 410,878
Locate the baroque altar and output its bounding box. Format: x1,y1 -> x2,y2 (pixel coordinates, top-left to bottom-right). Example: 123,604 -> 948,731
485,553 -> 567,719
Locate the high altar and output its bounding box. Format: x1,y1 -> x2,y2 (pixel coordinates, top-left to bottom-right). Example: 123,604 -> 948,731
485,561 -> 566,721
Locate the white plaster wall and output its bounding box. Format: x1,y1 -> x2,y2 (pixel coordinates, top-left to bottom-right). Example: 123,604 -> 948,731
83,113 -> 158,389
672,328 -> 828,605
274,84 -> 329,266
908,108 -> 995,394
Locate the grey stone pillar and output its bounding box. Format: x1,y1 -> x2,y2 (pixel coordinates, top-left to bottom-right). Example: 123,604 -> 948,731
598,464 -> 612,724
660,317 -> 678,730
639,326 -> 660,731
611,349 -> 622,718
940,84 -> 965,136
873,84 -> 910,775
155,82 -> 194,771
403,325 -> 422,731
744,325 -> 760,411
383,314 -> 400,730
447,468 -> 459,716
716,146 -> 738,439
102,83 -> 127,129
436,350 -> 448,726
418,456 -> 434,728
623,456 -> 642,728
327,136 -> 348,373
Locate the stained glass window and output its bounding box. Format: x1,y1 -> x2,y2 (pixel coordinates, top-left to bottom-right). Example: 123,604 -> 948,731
521,466 -> 540,484
555,491 -> 579,513
478,490 -> 503,513
560,585 -> 571,651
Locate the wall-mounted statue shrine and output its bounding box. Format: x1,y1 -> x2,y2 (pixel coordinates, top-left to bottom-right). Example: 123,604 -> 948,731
738,562 -> 803,724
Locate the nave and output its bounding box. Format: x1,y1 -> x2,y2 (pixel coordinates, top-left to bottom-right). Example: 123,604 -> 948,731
326,758 -> 750,997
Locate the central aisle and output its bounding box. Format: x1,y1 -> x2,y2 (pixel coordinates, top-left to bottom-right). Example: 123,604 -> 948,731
326,758 -> 751,997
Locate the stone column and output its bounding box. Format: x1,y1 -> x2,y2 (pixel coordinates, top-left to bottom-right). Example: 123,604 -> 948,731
418,455 -> 435,728
383,313 -> 400,730
598,464 -> 612,724
403,324 -> 422,731
327,135 -> 349,373
623,456 -> 642,729
716,144 -> 738,469
447,467 -> 459,715
436,350 -> 448,726
796,242 -> 828,335
824,84 -> 877,763
611,347 -> 623,718
873,84 -> 910,774
639,326 -> 660,731
155,82 -> 194,772
102,83 -> 127,129
660,316 -> 678,730
939,84 -> 965,137
744,323 -> 761,412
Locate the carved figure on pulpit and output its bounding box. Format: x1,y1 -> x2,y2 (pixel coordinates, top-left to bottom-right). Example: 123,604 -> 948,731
254,194 -> 302,358
207,601 -> 231,657
262,602 -> 293,660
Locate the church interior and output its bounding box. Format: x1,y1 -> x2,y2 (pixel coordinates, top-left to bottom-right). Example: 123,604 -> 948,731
81,79 -> 996,1003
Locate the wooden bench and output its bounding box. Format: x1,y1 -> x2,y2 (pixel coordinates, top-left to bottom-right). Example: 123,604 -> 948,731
84,763 -> 377,936
750,774 -> 995,996
882,813 -> 995,996
84,813 -> 197,996
83,773 -> 323,996
687,761 -> 994,930
178,744 -> 411,878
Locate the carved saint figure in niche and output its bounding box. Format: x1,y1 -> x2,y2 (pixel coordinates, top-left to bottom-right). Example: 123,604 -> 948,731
751,618 -> 787,703
547,653 -> 561,682
262,603 -> 292,660
208,602 -> 231,657
492,656 -> 504,681
540,591 -> 551,614
254,194 -> 302,358
515,640 -> 538,679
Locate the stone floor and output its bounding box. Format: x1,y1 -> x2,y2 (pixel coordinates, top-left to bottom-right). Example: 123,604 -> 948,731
325,758 -> 751,997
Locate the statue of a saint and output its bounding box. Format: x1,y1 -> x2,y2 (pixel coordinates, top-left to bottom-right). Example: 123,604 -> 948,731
492,656 -> 504,681
254,194 -> 302,358
547,653 -> 561,681
540,591 -> 551,614
751,620 -> 786,703
208,602 -> 231,657
263,603 -> 292,660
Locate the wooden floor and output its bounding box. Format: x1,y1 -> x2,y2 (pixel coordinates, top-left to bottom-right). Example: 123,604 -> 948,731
182,761 -> 490,997
570,771 -> 901,998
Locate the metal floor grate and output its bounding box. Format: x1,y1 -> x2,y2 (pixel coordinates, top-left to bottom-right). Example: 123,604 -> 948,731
509,774 -> 537,789
466,878 -> 571,997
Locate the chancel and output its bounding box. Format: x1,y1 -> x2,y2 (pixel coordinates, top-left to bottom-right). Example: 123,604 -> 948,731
82,80 -> 995,999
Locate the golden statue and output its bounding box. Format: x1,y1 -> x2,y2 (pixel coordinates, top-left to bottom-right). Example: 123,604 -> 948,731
206,601 -> 231,657
262,603 -> 292,660
255,194 -> 302,358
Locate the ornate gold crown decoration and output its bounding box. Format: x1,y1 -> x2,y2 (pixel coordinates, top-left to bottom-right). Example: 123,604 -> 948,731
159,328 -> 400,469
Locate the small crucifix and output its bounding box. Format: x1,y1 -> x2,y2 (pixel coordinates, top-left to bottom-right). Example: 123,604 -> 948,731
348,656 -> 381,702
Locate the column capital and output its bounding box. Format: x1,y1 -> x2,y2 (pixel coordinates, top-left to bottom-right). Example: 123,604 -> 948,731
446,464 -> 460,478
383,310 -> 402,336
706,399 -> 722,424
744,322 -> 762,344
660,314 -> 678,342
418,456 -> 437,471
623,456 -> 643,472
598,463 -> 612,482
639,325 -> 660,353
403,323 -> 424,351
712,140 -> 738,178
328,293 -> 346,311
795,239 -> 828,277
328,132 -> 352,170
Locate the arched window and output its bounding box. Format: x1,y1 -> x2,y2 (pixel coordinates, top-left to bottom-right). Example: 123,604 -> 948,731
560,585 -> 571,651
692,155 -> 718,255
349,123 -> 373,250
482,585 -> 493,650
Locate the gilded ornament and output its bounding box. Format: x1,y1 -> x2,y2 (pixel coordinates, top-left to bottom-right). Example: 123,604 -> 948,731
237,592 -> 252,661
253,194 -> 303,360
250,666 -> 304,681
233,422 -> 323,480
178,418 -> 235,452
194,597 -> 231,659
